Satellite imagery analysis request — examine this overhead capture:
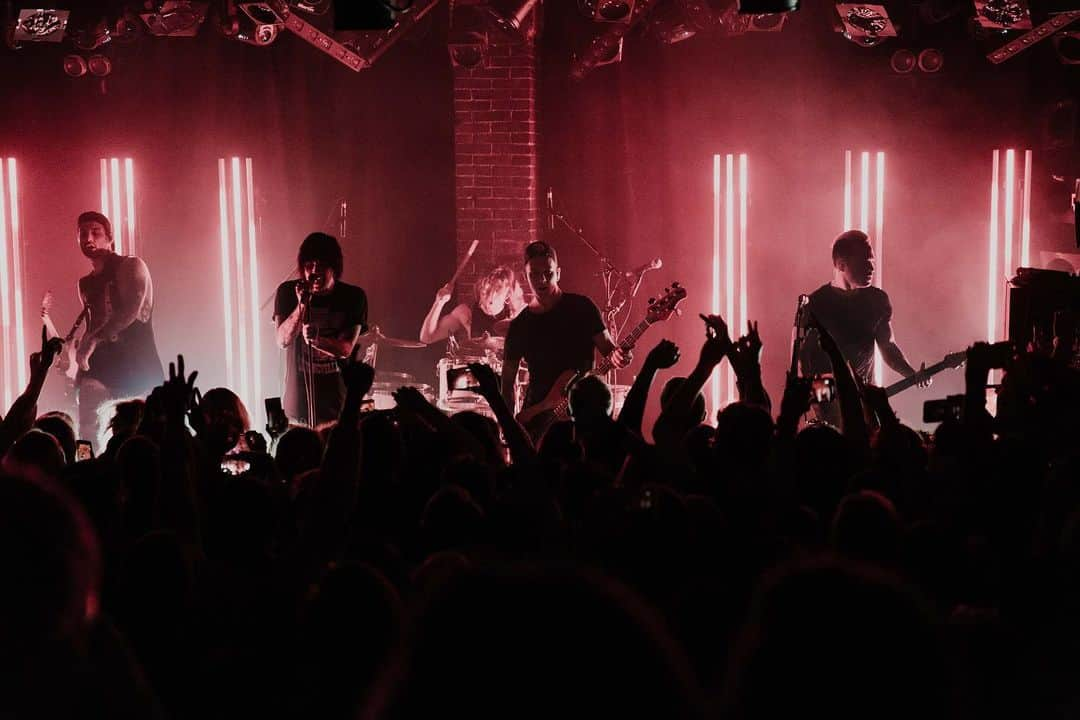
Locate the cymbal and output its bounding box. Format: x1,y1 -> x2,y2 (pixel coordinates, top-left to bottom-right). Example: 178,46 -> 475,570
459,334 -> 505,351
364,325 -> 427,349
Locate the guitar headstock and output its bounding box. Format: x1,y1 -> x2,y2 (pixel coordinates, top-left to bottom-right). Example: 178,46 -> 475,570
646,282 -> 687,324
943,351 -> 966,369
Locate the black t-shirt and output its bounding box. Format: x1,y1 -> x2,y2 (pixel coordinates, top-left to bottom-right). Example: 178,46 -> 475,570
800,283 -> 891,382
504,292 -> 606,407
274,280 -> 367,421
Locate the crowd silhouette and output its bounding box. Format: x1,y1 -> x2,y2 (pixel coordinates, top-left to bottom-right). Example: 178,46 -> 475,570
1,310 -> 1078,719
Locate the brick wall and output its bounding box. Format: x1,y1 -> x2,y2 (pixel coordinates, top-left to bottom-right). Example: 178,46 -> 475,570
452,33 -> 538,302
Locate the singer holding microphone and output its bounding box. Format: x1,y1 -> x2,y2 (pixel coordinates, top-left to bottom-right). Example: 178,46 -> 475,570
274,232 -> 368,426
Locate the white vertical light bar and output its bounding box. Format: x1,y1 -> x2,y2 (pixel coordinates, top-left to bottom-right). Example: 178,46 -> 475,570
988,150 -> 1000,344
711,154 -> 721,420
7,159 -> 25,391
231,157 -> 250,408
124,158 -> 135,258
1003,149 -> 1016,284
859,151 -> 870,233
244,158 -> 262,420
218,159 -> 236,390
0,165 -> 13,409
738,153 -> 748,347
100,159 -> 109,217
873,151 -> 885,387
110,158 -> 122,255
1020,150 -> 1032,269
843,150 -> 852,231
725,153 -> 736,405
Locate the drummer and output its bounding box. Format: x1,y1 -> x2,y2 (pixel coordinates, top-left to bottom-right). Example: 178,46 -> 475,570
419,265 -> 525,350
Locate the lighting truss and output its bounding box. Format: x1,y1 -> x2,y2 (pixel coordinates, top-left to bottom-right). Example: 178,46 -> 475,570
0,159 -> 27,410
843,150 -> 886,385
712,153 -> 749,419
99,158 -> 136,256
218,157 -> 263,425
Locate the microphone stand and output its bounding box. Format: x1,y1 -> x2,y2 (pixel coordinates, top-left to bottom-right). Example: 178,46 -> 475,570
549,202 -> 640,386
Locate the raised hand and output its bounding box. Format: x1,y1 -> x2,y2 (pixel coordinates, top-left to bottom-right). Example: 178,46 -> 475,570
780,371 -> 813,420
466,362 -> 501,400
392,385 -> 435,414
644,339 -> 680,370
730,320 -> 762,376
29,325 -> 64,382
698,313 -> 732,368
162,354 -> 199,422
340,359 -> 375,398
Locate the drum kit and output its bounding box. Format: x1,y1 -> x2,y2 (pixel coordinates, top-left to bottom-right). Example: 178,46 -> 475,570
354,324 -> 522,417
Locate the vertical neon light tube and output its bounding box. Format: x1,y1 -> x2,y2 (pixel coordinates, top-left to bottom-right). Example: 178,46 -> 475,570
110,158 -> 122,255
124,158 -> 135,258
1003,149 -> 1015,283
738,154 -> 748,345
873,152 -> 885,386
218,159 -> 235,390
1020,150 -> 1032,269
7,160 -> 25,391
245,158 -> 261,418
725,154 -> 736,405
100,159 -> 110,217
843,150 -> 852,230
711,154 -> 721,419
231,158 -> 249,407
988,150 -> 1000,344
859,151 -> 870,233
0,166 -> 12,409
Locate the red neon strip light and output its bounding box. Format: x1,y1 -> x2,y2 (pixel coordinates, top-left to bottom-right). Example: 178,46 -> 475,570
245,158 -> 261,421
1021,150 -> 1032,269
1003,149 -> 1015,281
231,158 -> 249,406
860,151 -> 870,233
100,159 -> 109,217
738,153 -> 748,348
124,158 -> 135,257
988,150 -> 1000,343
843,150 -> 852,231
873,152 -> 885,386
0,164 -> 12,409
711,154 -> 721,420
218,159 -> 235,389
725,153 -> 735,405
110,158 -> 122,255
7,159 -> 25,391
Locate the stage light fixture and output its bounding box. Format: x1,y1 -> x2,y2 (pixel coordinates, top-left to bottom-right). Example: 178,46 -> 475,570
738,0 -> 798,13
835,4 -> 897,47
482,0 -> 542,41
448,32 -> 488,68
570,35 -> 623,80
918,47 -> 944,71
1053,30 -> 1080,64
974,0 -> 1031,30
13,8 -> 69,43
890,48 -> 916,72
748,13 -> 788,31
62,54 -> 88,77
139,1 -> 208,37
650,0 -> 699,44
235,2 -> 284,45
580,0 -> 636,23
87,54 -> 112,77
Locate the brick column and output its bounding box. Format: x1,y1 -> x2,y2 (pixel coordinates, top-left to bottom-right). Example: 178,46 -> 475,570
452,22 -> 538,300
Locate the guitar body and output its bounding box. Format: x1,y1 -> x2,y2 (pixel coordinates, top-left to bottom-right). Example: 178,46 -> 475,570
515,368 -> 580,440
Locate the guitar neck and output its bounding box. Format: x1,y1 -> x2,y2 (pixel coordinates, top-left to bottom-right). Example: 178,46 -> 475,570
593,318 -> 651,377
885,359 -> 949,397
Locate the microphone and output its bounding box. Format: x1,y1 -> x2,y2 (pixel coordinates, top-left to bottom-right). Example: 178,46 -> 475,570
546,187 -> 555,232
624,257 -> 662,278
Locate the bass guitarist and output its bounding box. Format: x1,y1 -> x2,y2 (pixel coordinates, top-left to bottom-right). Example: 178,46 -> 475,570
500,241 -> 631,431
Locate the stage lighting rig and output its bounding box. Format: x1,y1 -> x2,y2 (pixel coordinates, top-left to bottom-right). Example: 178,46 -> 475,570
448,31 -> 488,67
12,8 -> 70,43
579,0 -> 635,23
481,0 -> 542,42
139,1 -> 209,37
235,2 -> 285,45
974,0 -> 1031,30
62,54 -> 88,77
834,4 -> 897,47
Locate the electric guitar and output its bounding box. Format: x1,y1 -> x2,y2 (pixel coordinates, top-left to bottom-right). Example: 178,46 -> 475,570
883,351 -> 966,397
41,291 -> 90,387
515,282 -> 687,439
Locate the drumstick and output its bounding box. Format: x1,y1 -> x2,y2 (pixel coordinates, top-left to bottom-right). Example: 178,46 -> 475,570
447,239 -> 479,286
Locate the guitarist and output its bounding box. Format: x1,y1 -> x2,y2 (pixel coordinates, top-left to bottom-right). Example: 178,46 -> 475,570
500,241 -> 630,421
73,211 -> 163,445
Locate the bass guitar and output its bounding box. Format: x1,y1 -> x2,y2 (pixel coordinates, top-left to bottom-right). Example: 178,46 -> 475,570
883,351 -> 966,397
516,282 -> 687,439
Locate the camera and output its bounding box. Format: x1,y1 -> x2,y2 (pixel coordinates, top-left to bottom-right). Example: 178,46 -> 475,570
923,394 -> 964,423
809,374 -> 835,404
446,366 -> 480,392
